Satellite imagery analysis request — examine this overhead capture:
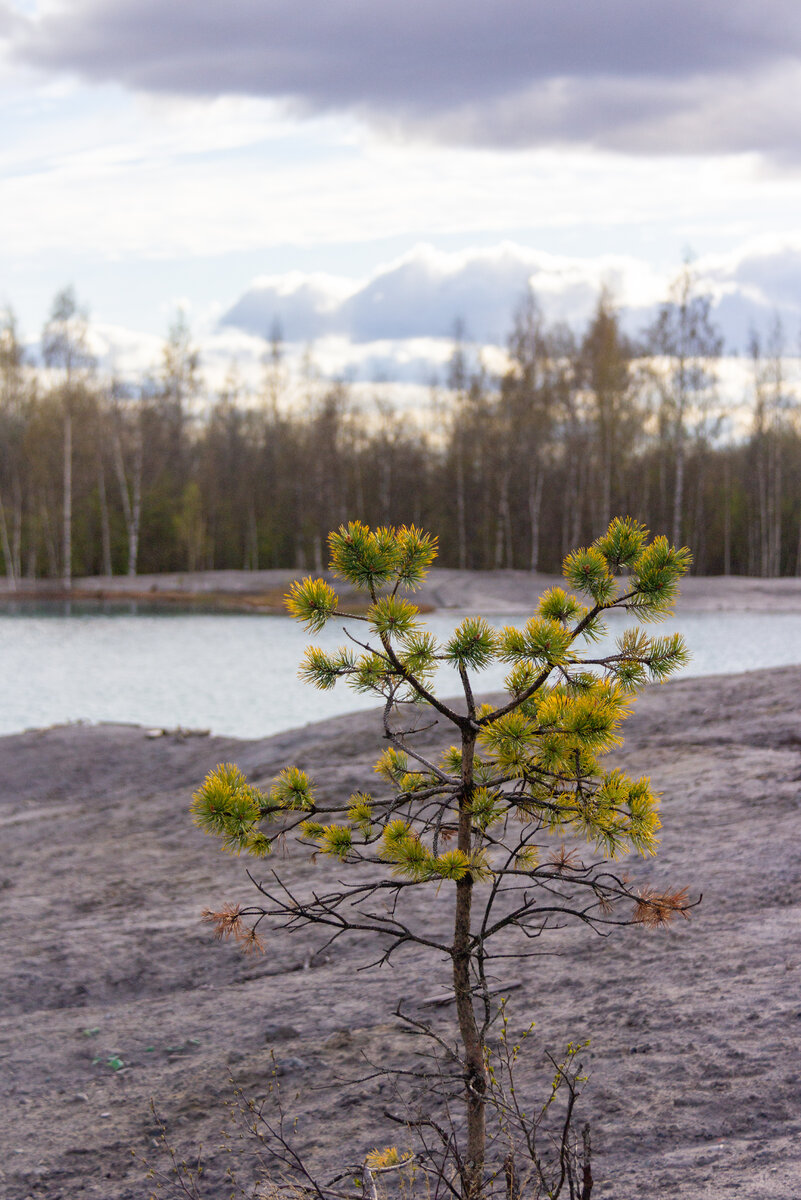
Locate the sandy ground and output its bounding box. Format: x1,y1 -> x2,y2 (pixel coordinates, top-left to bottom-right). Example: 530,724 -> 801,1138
2,659 -> 801,1198
3,566 -> 801,615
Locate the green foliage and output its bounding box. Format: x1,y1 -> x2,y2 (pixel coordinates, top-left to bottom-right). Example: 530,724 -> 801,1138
398,630 -> 439,678
197,520 -> 691,867
285,576 -> 339,632
328,520 -> 437,593
433,849 -> 471,880
368,595 -> 420,638
596,515 -> 649,570
191,762 -> 267,855
537,587 -> 587,625
375,746 -> 410,784
628,536 -> 693,621
318,823 -> 354,860
563,545 -> 617,605
497,617 -> 574,666
467,787 -> 505,831
347,793 -> 374,834
269,766 -> 315,811
445,617 -> 498,669
298,646 -> 355,690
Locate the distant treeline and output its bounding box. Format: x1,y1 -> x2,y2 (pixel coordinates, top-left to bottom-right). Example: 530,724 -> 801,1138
1,271 -> 800,583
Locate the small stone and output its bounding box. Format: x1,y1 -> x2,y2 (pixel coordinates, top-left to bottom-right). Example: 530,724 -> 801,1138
324,1029 -> 352,1049
274,1057 -> 306,1076
264,1023 -> 300,1042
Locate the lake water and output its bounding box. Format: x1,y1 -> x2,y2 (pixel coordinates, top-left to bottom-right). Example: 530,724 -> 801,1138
2,606 -> 801,739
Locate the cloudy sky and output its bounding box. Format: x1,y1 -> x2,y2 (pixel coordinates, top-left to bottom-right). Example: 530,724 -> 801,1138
2,0 -> 801,384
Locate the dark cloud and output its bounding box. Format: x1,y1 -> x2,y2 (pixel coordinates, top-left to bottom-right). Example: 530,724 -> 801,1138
13,0 -> 801,154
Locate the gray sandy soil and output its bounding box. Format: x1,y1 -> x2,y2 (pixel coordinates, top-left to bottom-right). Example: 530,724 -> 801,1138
2,662 -> 801,1198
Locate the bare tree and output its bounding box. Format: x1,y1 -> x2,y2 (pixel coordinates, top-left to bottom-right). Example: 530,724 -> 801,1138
644,267 -> 722,548
580,290 -> 638,536
41,287 -> 95,590
748,318 -> 796,577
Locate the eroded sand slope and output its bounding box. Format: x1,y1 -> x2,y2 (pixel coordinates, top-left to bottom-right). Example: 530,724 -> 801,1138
1,665 -> 800,1198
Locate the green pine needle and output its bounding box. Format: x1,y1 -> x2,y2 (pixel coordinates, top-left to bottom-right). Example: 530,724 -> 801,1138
285,576 -> 339,632
445,617 -> 498,670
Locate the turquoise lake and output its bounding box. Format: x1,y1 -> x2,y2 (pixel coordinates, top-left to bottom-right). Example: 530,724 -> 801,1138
2,608 -> 800,738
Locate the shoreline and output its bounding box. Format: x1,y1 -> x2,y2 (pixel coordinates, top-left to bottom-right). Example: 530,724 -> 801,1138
2,566 -> 801,614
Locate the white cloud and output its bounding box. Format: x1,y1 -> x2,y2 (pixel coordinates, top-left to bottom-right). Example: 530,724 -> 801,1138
220,239 -> 801,362
219,243 -> 674,346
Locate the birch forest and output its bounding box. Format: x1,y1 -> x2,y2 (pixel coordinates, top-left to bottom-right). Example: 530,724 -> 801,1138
2,276 -> 801,584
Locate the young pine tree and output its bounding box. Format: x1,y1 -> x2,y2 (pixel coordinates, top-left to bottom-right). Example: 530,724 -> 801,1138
192,518 -> 693,1200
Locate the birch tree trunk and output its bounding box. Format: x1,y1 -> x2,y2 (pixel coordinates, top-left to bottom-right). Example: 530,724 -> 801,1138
723,457 -> 732,576
97,456 -> 112,577
112,421 -> 143,578
456,449 -> 467,570
12,475 -> 22,582
494,468 -> 511,570
671,428 -> 684,549
528,468 -> 544,572
0,493 -> 15,588
41,493 -> 58,578
62,408 -> 72,590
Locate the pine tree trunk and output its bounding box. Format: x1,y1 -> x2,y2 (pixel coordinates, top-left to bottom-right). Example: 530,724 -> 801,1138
453,730 -> 485,1200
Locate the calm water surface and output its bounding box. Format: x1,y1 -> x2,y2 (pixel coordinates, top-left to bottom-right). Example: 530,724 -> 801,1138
2,607 -> 801,738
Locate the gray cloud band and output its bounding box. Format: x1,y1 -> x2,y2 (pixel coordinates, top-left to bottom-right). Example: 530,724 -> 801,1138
10,0 -> 801,155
